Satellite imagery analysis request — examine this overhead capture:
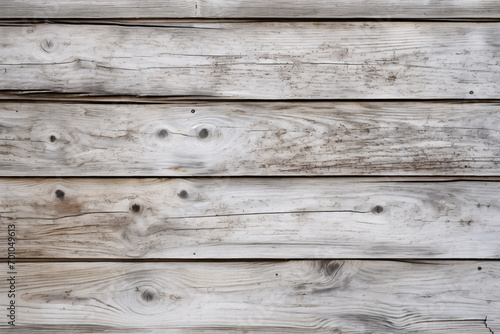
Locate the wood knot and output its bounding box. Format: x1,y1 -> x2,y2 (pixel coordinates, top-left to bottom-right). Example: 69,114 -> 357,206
191,109 -> 196,113
371,205 -> 384,214
50,135 -> 57,143
469,90 -> 474,95
130,203 -> 141,213
178,190 -> 188,199
141,289 -> 156,302
55,189 -> 65,200
157,129 -> 169,139
198,128 -> 209,139
320,260 -> 341,276
41,38 -> 57,53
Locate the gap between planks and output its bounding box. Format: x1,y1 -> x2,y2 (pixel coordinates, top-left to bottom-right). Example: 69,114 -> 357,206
4,94 -> 500,103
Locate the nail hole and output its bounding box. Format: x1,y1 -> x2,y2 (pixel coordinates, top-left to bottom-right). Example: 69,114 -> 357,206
191,109 -> 196,113
178,190 -> 188,199
141,289 -> 155,302
157,129 -> 168,139
50,135 -> 57,142
478,266 -> 482,271
131,204 -> 141,213
198,128 -> 209,139
55,189 -> 65,200
469,90 -> 474,95
372,205 -> 384,214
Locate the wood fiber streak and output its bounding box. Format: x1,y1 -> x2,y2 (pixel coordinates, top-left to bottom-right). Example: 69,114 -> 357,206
0,0 -> 499,18
0,102 -> 499,176
0,261 -> 498,332
1,178 -> 499,259
1,23 -> 499,99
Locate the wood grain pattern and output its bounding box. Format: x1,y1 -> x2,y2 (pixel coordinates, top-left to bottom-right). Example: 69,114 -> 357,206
0,260 -> 498,332
1,0 -> 500,18
1,2 -> 499,332
1,22 -> 499,99
1,102 -> 500,176
1,178 -> 499,259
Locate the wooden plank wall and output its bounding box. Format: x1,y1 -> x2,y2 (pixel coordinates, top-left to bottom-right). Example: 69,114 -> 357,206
0,1 -> 499,333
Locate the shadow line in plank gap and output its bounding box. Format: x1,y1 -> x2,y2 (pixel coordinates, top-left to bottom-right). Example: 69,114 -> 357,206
1,96 -> 500,104
0,176 -> 499,181
2,18 -> 500,25
12,258 -> 500,263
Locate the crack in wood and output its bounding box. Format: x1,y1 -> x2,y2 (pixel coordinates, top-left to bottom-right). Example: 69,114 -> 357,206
166,209 -> 370,220
1,211 -> 129,221
485,316 -> 495,334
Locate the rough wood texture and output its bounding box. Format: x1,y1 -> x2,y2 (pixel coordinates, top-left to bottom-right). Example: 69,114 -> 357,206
2,178 -> 499,259
1,102 -> 500,176
1,22 -> 499,99
1,0 -> 500,18
0,260 -> 498,332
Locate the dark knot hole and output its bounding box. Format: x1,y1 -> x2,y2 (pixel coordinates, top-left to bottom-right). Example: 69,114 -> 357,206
131,204 -> 141,213
55,189 -> 65,200
198,128 -> 209,139
141,289 -> 156,302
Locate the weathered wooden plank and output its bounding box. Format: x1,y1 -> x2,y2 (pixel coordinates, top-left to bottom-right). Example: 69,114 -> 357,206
0,260 -> 498,332
1,178 -> 499,259
1,0 -> 500,18
1,102 -> 500,176
1,23 -> 499,99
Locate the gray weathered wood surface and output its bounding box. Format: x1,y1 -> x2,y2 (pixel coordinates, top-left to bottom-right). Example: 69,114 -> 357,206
2,178 -> 499,259
1,22 -> 499,99
1,102 -> 499,176
1,0 -> 500,18
1,1 -> 499,331
0,260 -> 497,332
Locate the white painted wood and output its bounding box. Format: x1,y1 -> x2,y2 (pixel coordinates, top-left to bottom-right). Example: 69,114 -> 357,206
1,178 -> 499,258
1,23 -> 499,99
1,0 -> 499,18
0,260 -> 497,332
1,102 -> 500,176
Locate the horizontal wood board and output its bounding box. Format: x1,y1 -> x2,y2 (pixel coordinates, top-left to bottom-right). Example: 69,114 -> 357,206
1,22 -> 500,99
1,178 -> 499,259
1,0 -> 500,18
0,260 -> 498,332
1,102 -> 499,176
